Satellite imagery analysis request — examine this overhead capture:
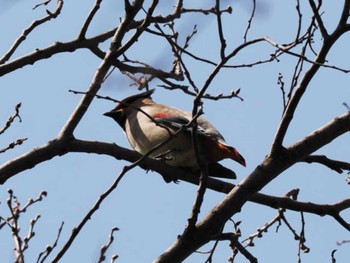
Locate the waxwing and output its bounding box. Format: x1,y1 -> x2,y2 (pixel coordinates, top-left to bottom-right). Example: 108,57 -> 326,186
104,89 -> 245,179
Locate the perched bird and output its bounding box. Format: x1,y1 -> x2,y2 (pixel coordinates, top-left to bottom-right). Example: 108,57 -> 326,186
104,89 -> 245,179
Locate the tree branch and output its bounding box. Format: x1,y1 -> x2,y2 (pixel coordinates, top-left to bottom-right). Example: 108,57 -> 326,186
78,0 -> 103,40
271,1 -> 350,153
154,111 -> 350,262
0,0 -> 63,64
58,0 -> 146,138
301,155 -> 350,173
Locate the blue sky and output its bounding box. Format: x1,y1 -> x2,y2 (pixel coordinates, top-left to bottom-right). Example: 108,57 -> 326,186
1,0 -> 350,262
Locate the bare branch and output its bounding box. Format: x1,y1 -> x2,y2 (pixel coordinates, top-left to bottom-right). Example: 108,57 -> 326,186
301,155 -> 350,174
22,215 -> 41,255
215,0 -> 227,59
243,210 -> 284,247
343,102 -> 350,111
155,111 -> 350,262
97,227 -> 119,263
51,116 -> 193,262
36,222 -> 64,263
271,31 -> 348,152
0,0 -> 63,64
185,108 -> 208,232
243,0 -> 256,42
294,0 -> 303,43
308,0 -> 329,38
337,239 -> 350,246
181,5 -> 232,16
297,212 -> 310,262
0,103 -> 22,135
78,0 -> 103,40
58,0 -> 147,139
33,0 -> 52,10
7,191 -> 25,263
50,165 -> 128,263
277,73 -> 287,111
0,138 -> 28,154
0,190 -> 47,263
219,233 -> 257,263
2,1 -> 350,262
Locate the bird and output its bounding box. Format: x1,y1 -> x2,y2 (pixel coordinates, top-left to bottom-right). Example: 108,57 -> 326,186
104,89 -> 245,179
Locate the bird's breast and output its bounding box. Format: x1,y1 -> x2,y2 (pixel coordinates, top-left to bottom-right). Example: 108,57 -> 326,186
124,110 -> 198,168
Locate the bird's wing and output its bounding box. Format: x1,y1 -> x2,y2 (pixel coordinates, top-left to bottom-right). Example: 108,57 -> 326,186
153,114 -> 212,138
153,113 -> 246,167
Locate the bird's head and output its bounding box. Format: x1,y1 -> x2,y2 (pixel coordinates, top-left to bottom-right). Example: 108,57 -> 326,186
103,89 -> 155,129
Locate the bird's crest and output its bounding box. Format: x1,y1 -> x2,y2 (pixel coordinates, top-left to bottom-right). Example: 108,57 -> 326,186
116,89 -> 155,109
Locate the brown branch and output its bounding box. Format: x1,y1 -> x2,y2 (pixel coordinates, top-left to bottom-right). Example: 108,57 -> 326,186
301,155 -> 350,174
215,0 -> 227,59
0,2 -> 184,78
277,73 -> 287,110
36,222 -> 64,263
33,0 -> 52,10
336,0 -> 350,31
0,138 -> 28,154
1,190 -> 47,263
263,36 -> 350,73
0,35 -> 109,77
0,103 -> 22,135
243,210 -> 283,247
50,164 -> 128,263
116,58 -> 184,81
243,0 -> 256,42
1,136 -> 350,215
343,102 -> 350,111
242,189 -> 307,254
78,0 -> 103,40
308,0 -> 329,38
0,112 -> 349,263
51,105 -> 195,262
181,5 -> 232,16
22,214 -> 41,254
58,0 -> 146,138
97,227 -> 119,263
1,137 -> 349,219
185,106 -> 208,232
7,191 -> 25,263
181,2 -> 256,231
297,212 -> 310,262
154,111 -> 350,262
294,0 -> 302,43
271,1 -> 350,153
219,233 -> 257,263
0,0 -> 63,64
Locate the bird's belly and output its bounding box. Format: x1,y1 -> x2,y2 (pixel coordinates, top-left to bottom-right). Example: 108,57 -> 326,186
125,119 -> 198,169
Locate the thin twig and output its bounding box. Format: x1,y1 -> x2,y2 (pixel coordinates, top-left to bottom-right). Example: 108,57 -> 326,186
97,227 -> 119,263
78,0 -> 103,39
0,103 -> 22,135
243,0 -> 256,42
0,138 -> 28,154
277,73 -> 287,111
36,222 -> 64,263
219,233 -> 258,263
33,0 -> 52,10
308,0 -> 328,38
0,0 -> 63,64
301,155 -> 350,174
297,212 -> 310,263
215,0 -> 227,59
50,166 -> 128,263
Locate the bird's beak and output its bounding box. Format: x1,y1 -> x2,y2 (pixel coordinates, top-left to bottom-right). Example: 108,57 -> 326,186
103,109 -> 126,129
103,110 -> 116,118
